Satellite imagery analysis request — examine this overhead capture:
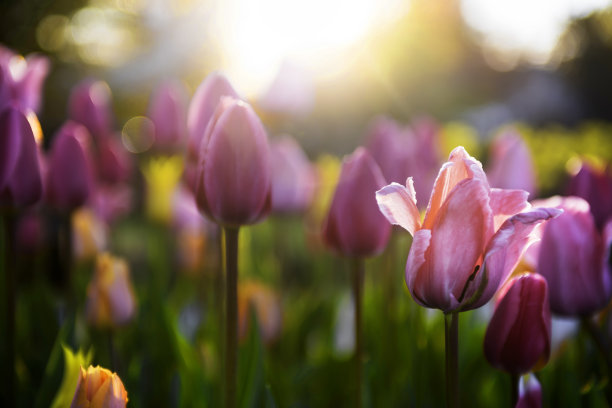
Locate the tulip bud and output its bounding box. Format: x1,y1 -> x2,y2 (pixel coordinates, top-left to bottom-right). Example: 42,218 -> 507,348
97,136 -> 132,184
68,80 -> 113,140
0,46 -> 50,113
47,121 -> 94,212
535,196 -> 612,316
195,98 -> 271,226
270,136 -> 316,213
86,253 -> 136,328
484,274 -> 551,375
487,128 -> 536,196
323,147 -> 391,257
148,80 -> 188,152
566,161 -> 612,230
364,116 -> 411,185
70,365 -> 128,408
516,374 -> 542,408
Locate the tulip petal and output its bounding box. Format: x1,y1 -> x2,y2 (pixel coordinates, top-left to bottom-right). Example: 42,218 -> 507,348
405,229 -> 433,308
489,188 -> 529,231
376,178 -> 421,235
0,108 -> 23,192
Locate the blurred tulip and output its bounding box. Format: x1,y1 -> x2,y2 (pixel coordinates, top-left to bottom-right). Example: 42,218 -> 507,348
238,281 -> 282,345
566,160 -> 612,229
270,136 -> 316,213
86,253 -> 136,328
72,208 -> 108,261
408,116 -> 443,204
533,196 -> 612,316
376,146 -> 560,312
70,365 -> 128,408
16,211 -> 44,252
0,45 -> 49,113
195,98 -> 271,226
142,155 -> 184,224
46,121 -> 94,212
148,80 -> 188,152
364,116 -> 411,185
91,184 -> 133,224
323,147 -> 391,257
487,128 -> 536,196
97,137 -> 132,184
68,80 -> 113,140
484,274 -> 551,375
516,374 -> 542,408
0,106 -> 43,208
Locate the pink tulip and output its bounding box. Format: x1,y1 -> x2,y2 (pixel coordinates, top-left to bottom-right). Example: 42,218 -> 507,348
195,98 -> 271,226
0,45 -> 50,113
46,121 -> 94,212
364,116 -> 411,185
148,80 -> 188,152
516,374 -> 542,408
0,106 -> 43,208
534,196 -> 612,316
408,116 -> 442,206
323,147 -> 391,257
97,136 -> 132,184
376,146 -> 560,312
68,79 -> 114,140
566,162 -> 612,229
487,128 -> 536,196
484,274 -> 551,375
270,136 -> 316,213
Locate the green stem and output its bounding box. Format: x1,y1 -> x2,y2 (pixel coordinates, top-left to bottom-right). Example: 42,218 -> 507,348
444,312 -> 459,408
352,258 -> 365,408
223,227 -> 239,408
581,317 -> 612,406
2,214 -> 15,406
510,373 -> 519,407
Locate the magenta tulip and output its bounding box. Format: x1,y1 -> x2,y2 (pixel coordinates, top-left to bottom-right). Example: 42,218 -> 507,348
270,136 -> 316,213
148,80 -> 188,151
533,196 -> 612,316
68,79 -> 113,140
0,106 -> 43,208
376,146 -> 560,312
0,45 -> 49,113
516,374 -> 542,408
97,136 -> 132,184
323,147 -> 391,257
364,116 -> 411,185
484,274 -> 551,375
195,98 -> 271,226
47,121 -> 94,212
566,162 -> 612,230
487,128 -> 536,196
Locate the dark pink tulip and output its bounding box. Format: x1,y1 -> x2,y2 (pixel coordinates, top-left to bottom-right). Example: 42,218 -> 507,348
148,80 -> 188,151
566,162 -> 612,230
195,98 -> 271,226
516,374 -> 542,408
68,79 -> 113,140
484,274 -> 551,375
0,46 -> 50,113
487,128 -> 536,196
534,196 -> 612,316
270,136 -> 316,213
364,116 -> 411,185
0,106 -> 43,208
97,136 -> 132,184
47,122 -> 94,212
323,147 -> 391,257
376,147 -> 560,312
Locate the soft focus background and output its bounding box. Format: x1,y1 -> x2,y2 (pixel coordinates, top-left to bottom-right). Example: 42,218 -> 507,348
3,0 -> 612,407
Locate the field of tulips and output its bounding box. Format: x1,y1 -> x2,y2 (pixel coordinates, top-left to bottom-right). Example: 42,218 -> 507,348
2,16 -> 612,407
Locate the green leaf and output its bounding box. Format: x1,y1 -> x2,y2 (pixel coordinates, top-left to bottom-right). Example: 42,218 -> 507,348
238,308 -> 265,408
50,345 -> 93,408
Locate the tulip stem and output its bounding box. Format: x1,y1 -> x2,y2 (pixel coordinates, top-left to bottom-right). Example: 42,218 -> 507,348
223,226 -> 239,408
444,311 -> 459,408
2,213 -> 16,407
581,317 -> 612,405
352,258 -> 365,408
510,373 -> 518,407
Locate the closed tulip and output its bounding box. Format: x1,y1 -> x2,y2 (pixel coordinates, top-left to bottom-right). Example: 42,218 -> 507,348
566,161 -> 612,230
364,116 -> 411,185
323,147 -> 391,257
195,98 -> 271,226
47,121 -> 94,212
68,80 -> 113,140
487,128 -> 536,196
534,196 -> 612,316
484,274 -> 551,375
70,365 -> 128,408
376,146 -> 560,312
0,106 -> 43,208
86,253 -> 136,328
516,374 -> 542,408
148,80 -> 188,151
0,45 -> 49,113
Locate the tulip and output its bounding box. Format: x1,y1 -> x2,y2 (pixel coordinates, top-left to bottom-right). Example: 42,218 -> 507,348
0,106 -> 43,208
0,45 -> 50,113
323,147 -> 391,257
516,374 -> 542,408
86,253 -> 136,328
484,274 -> 551,375
195,97 -> 271,226
533,196 -> 612,316
68,79 -> 114,140
238,281 -> 282,345
566,161 -> 612,230
16,211 -> 44,252
270,136 -> 316,213
408,116 -> 442,206
376,146 -> 560,312
70,365 -> 128,408
487,128 -> 536,196
148,80 -> 188,152
46,121 -> 94,212
364,116 -> 411,185
97,137 -> 132,185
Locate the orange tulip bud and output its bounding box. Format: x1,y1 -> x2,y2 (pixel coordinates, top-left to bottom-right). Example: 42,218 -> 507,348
70,365 -> 128,408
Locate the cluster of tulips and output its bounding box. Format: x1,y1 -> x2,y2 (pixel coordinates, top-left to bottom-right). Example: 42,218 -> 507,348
2,42 -> 612,408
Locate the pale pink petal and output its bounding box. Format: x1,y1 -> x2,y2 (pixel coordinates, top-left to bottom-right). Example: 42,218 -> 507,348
405,229 -> 432,308
375,178 -> 421,235
489,188 -> 529,231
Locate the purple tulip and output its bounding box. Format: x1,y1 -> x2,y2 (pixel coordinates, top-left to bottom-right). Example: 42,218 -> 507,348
323,148 -> 391,257
270,136 -> 316,214
516,374 -> 542,408
0,45 -> 50,113
487,128 -> 536,196
364,116 -> 411,185
97,136 -> 132,184
195,98 -> 271,226
68,79 -> 113,140
148,80 -> 188,152
566,161 -> 612,230
46,121 -> 94,212
534,196 -> 612,316
484,273 -> 551,375
0,106 -> 43,208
